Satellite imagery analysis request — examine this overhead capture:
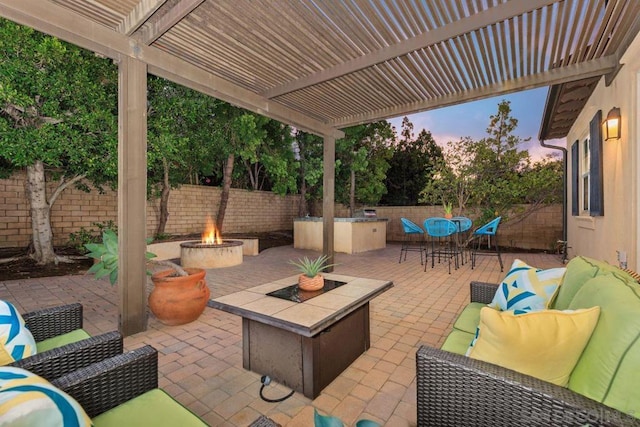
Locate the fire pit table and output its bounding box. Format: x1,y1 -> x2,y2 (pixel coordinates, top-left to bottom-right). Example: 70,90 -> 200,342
208,274 -> 393,399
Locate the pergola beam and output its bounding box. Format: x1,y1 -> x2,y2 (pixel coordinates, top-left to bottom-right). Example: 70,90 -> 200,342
262,0 -> 558,99
117,0 -> 167,36
332,55 -> 618,128
138,0 -> 205,44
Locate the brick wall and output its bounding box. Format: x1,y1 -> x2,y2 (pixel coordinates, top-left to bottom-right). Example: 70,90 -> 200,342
1,173 -> 561,250
373,205 -> 563,251
0,173 -> 300,248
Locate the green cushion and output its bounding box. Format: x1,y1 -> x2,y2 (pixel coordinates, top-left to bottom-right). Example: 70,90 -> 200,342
452,302 -> 485,334
92,388 -> 206,427
440,329 -> 475,355
36,329 -> 91,353
552,256 -> 622,310
567,272 -> 640,418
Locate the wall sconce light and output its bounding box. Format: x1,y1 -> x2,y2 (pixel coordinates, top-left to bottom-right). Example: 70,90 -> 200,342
604,107 -> 621,141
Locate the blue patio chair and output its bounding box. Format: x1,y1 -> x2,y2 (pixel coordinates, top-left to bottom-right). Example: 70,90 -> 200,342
452,216 -> 473,265
470,216 -> 504,272
399,217 -> 426,264
423,217 -> 459,274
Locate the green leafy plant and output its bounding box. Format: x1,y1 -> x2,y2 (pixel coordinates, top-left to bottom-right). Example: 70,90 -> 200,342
84,229 -> 187,285
69,220 -> 118,253
153,232 -> 172,241
289,255 -> 336,278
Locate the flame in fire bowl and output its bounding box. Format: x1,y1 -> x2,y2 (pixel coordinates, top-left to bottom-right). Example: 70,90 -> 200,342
180,240 -> 243,269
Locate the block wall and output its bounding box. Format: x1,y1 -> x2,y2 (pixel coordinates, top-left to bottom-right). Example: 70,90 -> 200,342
373,205 -> 563,251
0,173 -> 300,248
1,173 -> 561,251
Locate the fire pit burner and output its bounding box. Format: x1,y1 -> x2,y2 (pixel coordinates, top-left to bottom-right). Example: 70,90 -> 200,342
180,240 -> 243,269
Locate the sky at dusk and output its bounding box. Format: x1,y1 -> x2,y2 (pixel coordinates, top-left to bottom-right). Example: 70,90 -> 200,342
388,87 -> 566,161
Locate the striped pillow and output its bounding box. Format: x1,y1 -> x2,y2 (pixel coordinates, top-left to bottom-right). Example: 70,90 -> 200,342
0,300 -> 37,365
490,259 -> 566,312
0,366 -> 91,426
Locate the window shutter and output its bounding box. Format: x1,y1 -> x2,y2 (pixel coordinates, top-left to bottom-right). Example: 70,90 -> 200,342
571,141 -> 579,216
589,110 -> 604,216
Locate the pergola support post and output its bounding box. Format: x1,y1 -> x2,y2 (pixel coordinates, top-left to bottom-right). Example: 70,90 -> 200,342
322,135 -> 336,270
117,56 -> 148,336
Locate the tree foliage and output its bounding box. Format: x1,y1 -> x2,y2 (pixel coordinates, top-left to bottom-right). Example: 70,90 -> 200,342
335,121 -> 394,214
294,130 -> 324,216
147,76 -> 220,235
420,100 -> 562,224
238,119 -> 297,195
0,18 -> 117,263
381,117 -> 443,206
295,121 -> 394,216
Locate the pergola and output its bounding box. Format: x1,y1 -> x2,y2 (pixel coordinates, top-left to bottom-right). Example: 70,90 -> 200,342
2,0 -> 639,335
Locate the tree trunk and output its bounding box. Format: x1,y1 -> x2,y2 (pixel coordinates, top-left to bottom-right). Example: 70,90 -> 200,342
26,161 -> 57,264
156,157 -> 171,236
243,159 -> 259,190
349,168 -> 356,217
216,153 -> 234,232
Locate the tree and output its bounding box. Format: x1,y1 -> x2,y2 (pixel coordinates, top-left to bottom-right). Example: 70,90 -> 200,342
239,119 -> 297,195
381,117 -> 443,206
335,122 -> 394,216
147,76 -> 219,236
420,137 -> 475,215
208,105 -> 266,232
0,19 -> 117,264
420,100 -> 562,224
294,131 -> 324,217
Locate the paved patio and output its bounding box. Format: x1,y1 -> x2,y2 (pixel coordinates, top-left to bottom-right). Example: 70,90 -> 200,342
0,244 -> 562,426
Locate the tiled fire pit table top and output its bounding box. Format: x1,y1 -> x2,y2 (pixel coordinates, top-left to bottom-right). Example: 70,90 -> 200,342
209,273 -> 393,398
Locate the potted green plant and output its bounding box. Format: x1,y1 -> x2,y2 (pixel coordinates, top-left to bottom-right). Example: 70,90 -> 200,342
85,230 -> 210,326
443,201 -> 453,219
289,255 -> 336,291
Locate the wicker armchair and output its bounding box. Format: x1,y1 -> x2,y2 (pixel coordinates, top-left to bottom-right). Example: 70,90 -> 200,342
416,281 -> 640,427
52,345 -> 211,426
9,303 -> 123,380
52,345 -> 159,418
21,302 -> 85,342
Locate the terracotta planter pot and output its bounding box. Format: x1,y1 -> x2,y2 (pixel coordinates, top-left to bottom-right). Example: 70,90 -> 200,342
444,213 -> 453,219
298,274 -> 324,291
149,268 -> 209,326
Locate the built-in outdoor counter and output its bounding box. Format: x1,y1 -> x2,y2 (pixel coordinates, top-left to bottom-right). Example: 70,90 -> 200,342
294,217 -> 388,254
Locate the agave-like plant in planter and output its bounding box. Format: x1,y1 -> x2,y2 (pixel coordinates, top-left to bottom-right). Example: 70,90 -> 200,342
443,201 -> 453,219
84,229 -> 159,285
289,255 -> 337,291
84,229 -> 209,326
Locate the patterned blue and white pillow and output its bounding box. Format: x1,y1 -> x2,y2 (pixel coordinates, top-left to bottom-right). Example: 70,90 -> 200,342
0,366 -> 91,426
489,259 -> 566,312
0,300 -> 37,365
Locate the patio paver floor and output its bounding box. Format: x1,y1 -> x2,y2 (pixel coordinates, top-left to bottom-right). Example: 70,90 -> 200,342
0,244 -> 562,426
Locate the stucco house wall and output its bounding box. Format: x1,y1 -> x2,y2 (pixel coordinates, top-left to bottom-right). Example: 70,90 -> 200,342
565,33 -> 640,270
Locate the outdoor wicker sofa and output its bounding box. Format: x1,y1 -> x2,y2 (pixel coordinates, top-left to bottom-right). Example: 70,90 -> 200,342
417,256 -> 640,427
10,302 -> 123,380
